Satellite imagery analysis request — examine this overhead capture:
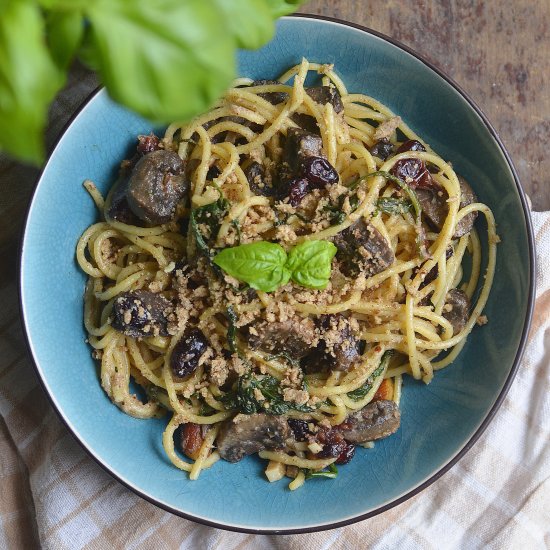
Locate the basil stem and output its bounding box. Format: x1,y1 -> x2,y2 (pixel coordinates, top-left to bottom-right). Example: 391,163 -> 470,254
304,463 -> 338,479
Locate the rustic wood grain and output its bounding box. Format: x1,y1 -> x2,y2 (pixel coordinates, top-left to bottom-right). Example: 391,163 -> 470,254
300,0 -> 550,211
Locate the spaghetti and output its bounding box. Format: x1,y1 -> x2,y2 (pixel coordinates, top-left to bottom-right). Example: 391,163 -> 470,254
77,59 -> 497,490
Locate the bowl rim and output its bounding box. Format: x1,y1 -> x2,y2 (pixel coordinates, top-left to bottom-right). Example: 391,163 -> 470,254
18,13 -> 536,535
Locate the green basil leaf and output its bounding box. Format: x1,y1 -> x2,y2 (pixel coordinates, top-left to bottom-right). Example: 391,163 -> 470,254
264,0 -> 306,17
46,10 -> 84,70
0,1 -> 64,164
286,240 -> 337,289
212,0 -> 274,50
84,0 -> 236,123
213,241 -> 290,292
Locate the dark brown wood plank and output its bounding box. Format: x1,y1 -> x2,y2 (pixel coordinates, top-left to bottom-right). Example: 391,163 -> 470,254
300,0 -> 550,211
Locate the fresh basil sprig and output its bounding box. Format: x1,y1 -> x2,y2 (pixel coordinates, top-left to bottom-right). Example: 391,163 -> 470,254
0,0 -> 306,164
213,240 -> 337,292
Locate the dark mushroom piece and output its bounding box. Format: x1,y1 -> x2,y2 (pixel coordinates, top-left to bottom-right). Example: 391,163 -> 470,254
111,290 -> 172,338
170,327 -> 209,378
306,86 -> 344,114
251,79 -> 289,105
126,150 -> 188,225
442,288 -> 470,335
336,400 -> 401,443
333,218 -> 395,277
246,316 -> 317,359
217,413 -> 289,463
308,314 -> 361,372
290,112 -> 320,135
243,160 -> 274,197
104,175 -> 140,225
283,128 -> 324,173
415,175 -> 478,239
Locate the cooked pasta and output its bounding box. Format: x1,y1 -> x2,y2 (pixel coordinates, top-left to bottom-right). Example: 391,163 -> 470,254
77,59 -> 497,489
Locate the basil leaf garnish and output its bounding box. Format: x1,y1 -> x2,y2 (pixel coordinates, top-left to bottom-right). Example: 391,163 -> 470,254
286,240 -> 337,289
213,241 -> 291,292
213,239 -> 336,292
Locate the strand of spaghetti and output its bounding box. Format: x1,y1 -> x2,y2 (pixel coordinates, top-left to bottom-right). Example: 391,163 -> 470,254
94,271 -> 145,301
83,279 -> 111,337
189,425 -> 220,480
327,395 -> 347,425
89,327 -> 118,350
191,126 -> 212,199
121,233 -> 167,266
307,346 -> 385,397
411,203 -> 497,350
258,450 -> 337,470
393,375 -> 403,405
107,219 -> 168,236
76,223 -> 111,277
292,291 -> 362,315
162,414 -> 193,472
83,179 -> 105,211
288,471 -> 306,491
100,334 -> 120,397
433,234 -> 469,315
92,229 -> 124,279
466,228 -> 482,298
405,291 -> 421,379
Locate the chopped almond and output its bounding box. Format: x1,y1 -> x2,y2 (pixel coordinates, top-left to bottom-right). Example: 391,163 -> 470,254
373,378 -> 394,402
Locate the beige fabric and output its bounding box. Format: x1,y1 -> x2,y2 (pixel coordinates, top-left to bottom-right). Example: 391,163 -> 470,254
1,65 -> 549,549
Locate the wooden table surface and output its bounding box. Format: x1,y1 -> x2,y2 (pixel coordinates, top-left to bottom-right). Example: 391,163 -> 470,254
301,0 -> 550,211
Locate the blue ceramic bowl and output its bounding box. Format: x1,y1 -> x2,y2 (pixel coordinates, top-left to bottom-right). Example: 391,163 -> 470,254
20,15 -> 534,533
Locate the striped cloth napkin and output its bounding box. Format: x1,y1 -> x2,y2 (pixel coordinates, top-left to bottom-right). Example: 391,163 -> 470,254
1,66 -> 549,549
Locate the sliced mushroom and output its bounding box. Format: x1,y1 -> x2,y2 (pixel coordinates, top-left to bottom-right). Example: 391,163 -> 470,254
111,290 -> 172,338
104,175 -> 139,225
127,150 -> 188,225
217,413 -> 290,463
243,160 -> 274,196
311,314 -> 361,372
283,128 -> 324,172
252,79 -> 289,105
337,400 -> 401,443
442,288 -> 470,335
333,218 -> 395,277
246,316 -> 317,359
290,112 -> 320,135
306,86 -> 344,114
416,175 -> 478,238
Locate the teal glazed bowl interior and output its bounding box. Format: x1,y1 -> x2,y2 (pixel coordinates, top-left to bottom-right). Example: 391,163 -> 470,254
20,15 -> 534,533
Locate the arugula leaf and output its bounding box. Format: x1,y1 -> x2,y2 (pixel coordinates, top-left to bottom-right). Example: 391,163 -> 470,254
304,463 -> 338,479
84,0 -> 236,122
286,240 -> 337,289
190,196 -> 229,258
220,373 -> 313,415
213,241 -> 291,292
0,1 -> 64,163
347,350 -> 394,401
